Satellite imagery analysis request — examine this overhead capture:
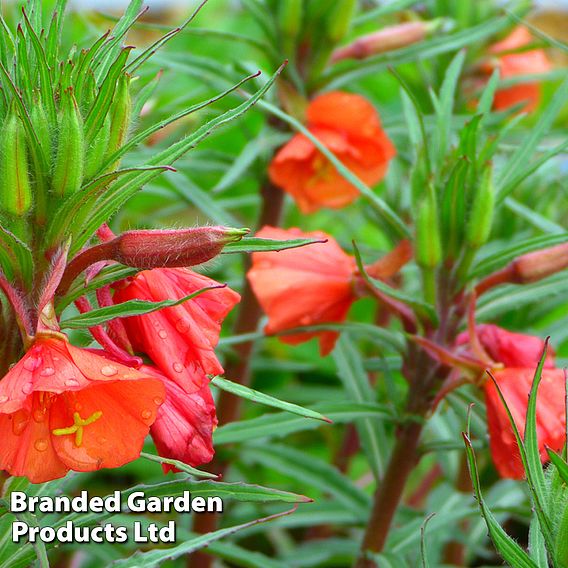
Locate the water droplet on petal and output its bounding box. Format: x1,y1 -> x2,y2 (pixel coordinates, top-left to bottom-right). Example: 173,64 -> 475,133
101,365 -> 118,377
22,382 -> 33,395
141,409 -> 153,420
65,378 -> 80,387
153,396 -> 164,405
75,402 -> 83,412
40,367 -> 55,377
98,437 -> 107,445
172,362 -> 184,373
300,316 -> 312,326
33,409 -> 46,423
158,330 -> 168,339
11,410 -> 29,435
175,319 -> 189,333
34,439 -> 48,452
0,395 -> 8,404
23,357 -> 41,371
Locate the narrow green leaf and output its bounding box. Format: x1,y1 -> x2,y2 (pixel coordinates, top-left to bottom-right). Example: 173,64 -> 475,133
242,445 -> 370,511
463,432 -> 539,568
61,285 -> 221,329
112,508 -> 297,568
333,335 -> 388,481
214,401 -> 392,445
222,236 -> 325,254
547,449 -> 568,486
139,452 -> 218,479
210,377 -> 331,423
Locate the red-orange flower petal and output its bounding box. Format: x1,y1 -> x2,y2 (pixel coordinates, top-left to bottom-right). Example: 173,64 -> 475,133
489,27 -> 552,112
485,368 -> 566,479
113,268 -> 240,392
475,324 -> 555,369
269,92 -> 396,214
142,365 -> 217,472
247,226 -> 357,355
0,336 -> 164,483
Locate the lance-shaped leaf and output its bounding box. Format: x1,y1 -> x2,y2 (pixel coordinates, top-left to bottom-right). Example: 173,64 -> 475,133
210,377 -> 331,423
60,285 -> 224,329
463,431 -> 539,568
222,236 -> 326,254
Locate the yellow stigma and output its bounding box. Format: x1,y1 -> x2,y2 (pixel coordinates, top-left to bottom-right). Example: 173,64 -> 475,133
52,410 -> 103,447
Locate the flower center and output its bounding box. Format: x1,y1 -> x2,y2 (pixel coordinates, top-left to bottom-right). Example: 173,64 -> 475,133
52,410 -> 103,447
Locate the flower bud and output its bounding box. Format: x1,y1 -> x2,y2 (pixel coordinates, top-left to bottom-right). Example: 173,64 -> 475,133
325,0 -> 356,43
53,88 -> 84,196
415,187 -> 442,269
331,20 -> 443,63
0,106 -> 32,216
279,0 -> 303,51
112,226 -> 250,269
85,116 -> 110,180
105,73 -> 131,169
30,103 -> 52,169
466,163 -> 494,249
513,242 -> 568,283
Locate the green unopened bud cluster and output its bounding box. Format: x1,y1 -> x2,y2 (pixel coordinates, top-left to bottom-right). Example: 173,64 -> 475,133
0,8 -> 133,232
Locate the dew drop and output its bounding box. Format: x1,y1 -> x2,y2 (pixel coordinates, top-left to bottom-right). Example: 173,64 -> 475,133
98,437 -> 107,445
300,316 -> 312,326
141,409 -> 153,420
22,382 -> 33,395
11,410 -> 29,436
75,402 -> 83,412
0,395 -> 8,404
33,409 -> 46,423
65,378 -> 80,387
23,357 -> 41,372
34,439 -> 48,452
153,396 -> 164,406
40,367 -> 55,377
175,319 -> 189,333
101,365 -> 118,377
158,330 -> 168,339
172,362 -> 184,373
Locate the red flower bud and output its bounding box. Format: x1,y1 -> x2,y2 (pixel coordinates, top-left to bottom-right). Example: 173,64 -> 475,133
331,21 -> 443,63
113,226 -> 250,269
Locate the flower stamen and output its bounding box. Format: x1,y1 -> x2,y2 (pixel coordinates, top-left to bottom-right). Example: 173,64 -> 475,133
52,410 -> 103,447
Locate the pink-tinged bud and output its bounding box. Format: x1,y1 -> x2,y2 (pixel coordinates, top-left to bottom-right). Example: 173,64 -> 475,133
513,242 -> 568,283
331,20 -> 445,63
112,226 -> 250,269
476,242 -> 568,296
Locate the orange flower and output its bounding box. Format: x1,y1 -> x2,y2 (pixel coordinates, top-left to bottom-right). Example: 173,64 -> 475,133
269,92 -> 396,213
489,27 -> 552,112
485,368 -> 565,479
113,268 -> 240,392
460,325 -> 565,479
247,226 -> 357,355
0,335 -> 164,483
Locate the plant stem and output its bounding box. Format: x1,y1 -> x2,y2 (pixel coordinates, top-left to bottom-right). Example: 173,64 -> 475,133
354,419 -> 424,566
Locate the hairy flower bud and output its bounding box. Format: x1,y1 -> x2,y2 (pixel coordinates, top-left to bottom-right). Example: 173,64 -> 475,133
0,106 -> 32,216
513,242 -> 568,283
85,116 -> 110,180
331,20 -> 442,63
112,227 -> 250,269
466,164 -> 494,249
30,103 -> 52,169
53,88 -> 85,196
106,73 -> 131,169
325,0 -> 356,43
415,187 -> 442,269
